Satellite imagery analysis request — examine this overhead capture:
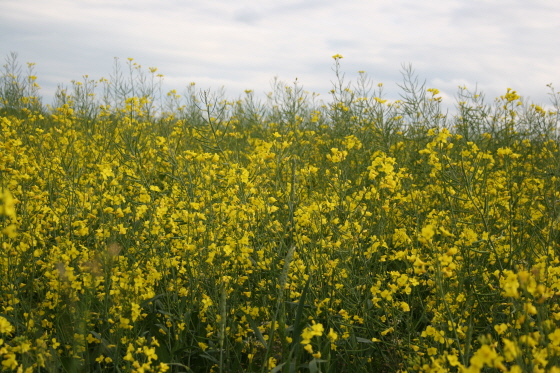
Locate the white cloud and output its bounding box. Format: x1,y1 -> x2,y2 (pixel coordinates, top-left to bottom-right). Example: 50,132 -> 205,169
1,0 -> 559,111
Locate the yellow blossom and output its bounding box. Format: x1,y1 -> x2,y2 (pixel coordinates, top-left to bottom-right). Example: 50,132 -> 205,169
0,317 -> 14,335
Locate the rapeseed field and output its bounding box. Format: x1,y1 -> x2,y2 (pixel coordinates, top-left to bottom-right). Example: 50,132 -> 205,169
1,53 -> 560,372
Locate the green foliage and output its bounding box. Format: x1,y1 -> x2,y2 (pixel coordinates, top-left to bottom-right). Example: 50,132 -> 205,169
1,53 -> 560,372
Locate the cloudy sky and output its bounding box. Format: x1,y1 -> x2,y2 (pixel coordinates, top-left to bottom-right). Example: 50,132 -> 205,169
1,0 -> 559,112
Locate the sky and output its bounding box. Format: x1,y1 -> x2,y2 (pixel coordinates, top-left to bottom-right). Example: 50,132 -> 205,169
1,0 -> 559,113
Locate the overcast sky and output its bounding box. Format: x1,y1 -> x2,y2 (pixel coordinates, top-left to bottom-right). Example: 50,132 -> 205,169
1,0 -> 559,112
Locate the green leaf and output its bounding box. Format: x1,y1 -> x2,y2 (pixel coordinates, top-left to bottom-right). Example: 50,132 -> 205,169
166,363 -> 195,372
200,352 -> 220,364
309,358 -> 318,373
292,276 -> 312,346
270,362 -> 286,373
288,275 -> 312,373
140,293 -> 165,308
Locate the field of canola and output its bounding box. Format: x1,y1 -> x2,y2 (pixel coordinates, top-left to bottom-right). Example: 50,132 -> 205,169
1,56 -> 560,372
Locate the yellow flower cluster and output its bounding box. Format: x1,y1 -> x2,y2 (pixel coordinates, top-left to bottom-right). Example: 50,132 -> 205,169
1,58 -> 560,372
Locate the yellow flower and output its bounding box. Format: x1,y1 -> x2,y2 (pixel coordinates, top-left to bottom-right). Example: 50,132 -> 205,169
381,327 -> 394,336
421,225 -> 435,242
327,328 -> 338,342
117,223 -> 128,235
131,303 -> 141,322
0,317 -> 13,334
310,322 -> 324,335
502,338 -> 520,361
549,329 -> 560,346
158,363 -> 170,372
120,317 -> 131,329
440,227 -> 455,238
399,301 -> 410,312
493,323 -> 508,335
1,352 -> 18,370
327,148 -> 348,163
447,354 -> 460,366
301,322 -> 324,344
497,147 -> 512,157
267,357 -> 277,369
500,270 -> 520,298
0,189 -> 16,218
301,329 -> 314,345
332,54 -> 344,60
99,165 -> 115,180
469,345 -> 502,369
143,345 -> 158,361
